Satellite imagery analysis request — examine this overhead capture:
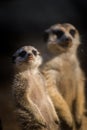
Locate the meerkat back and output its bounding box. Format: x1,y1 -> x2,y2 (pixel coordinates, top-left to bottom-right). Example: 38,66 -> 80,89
42,23 -> 85,130
12,45 -> 60,130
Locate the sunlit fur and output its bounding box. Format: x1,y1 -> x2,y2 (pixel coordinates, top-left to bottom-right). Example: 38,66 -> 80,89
12,45 -> 60,130
42,23 -> 85,130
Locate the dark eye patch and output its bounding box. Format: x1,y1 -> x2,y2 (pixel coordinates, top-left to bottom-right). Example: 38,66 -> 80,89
69,29 -> 76,37
19,51 -> 27,57
52,29 -> 64,38
32,50 -> 37,56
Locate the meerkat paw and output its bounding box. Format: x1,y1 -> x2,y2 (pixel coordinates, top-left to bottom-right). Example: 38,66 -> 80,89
60,118 -> 73,130
59,115 -> 74,130
37,119 -> 47,128
66,118 -> 73,128
55,119 -> 60,125
34,113 -> 47,128
75,115 -> 82,129
54,114 -> 60,126
63,115 -> 73,128
53,113 -> 60,125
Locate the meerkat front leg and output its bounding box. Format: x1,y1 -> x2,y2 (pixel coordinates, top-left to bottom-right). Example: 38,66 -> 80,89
48,86 -> 73,128
75,71 -> 85,129
27,96 -> 47,127
43,70 -> 73,129
47,95 -> 60,124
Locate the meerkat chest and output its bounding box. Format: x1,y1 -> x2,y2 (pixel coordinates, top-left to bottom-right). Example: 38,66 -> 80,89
58,58 -> 77,98
27,73 -> 46,105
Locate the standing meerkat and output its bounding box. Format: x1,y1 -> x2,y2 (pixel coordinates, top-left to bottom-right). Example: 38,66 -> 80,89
41,23 -> 85,130
12,45 -> 60,130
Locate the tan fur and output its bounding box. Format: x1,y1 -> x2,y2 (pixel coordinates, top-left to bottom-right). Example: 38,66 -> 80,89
12,46 -> 60,130
41,23 -> 85,130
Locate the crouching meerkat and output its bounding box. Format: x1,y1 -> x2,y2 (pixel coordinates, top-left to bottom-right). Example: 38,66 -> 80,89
41,23 -> 85,130
12,45 -> 60,130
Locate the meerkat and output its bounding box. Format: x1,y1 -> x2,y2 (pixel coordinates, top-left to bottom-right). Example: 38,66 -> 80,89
12,45 -> 60,130
41,23 -> 85,130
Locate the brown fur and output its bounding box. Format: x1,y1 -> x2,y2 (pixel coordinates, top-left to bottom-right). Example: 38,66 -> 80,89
12,46 -> 60,130
41,23 -> 85,130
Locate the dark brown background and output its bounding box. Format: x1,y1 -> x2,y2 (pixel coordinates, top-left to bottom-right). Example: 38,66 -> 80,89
0,0 -> 87,130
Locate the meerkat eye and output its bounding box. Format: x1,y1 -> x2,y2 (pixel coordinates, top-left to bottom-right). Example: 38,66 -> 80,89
19,51 -> 27,57
69,29 -> 76,37
32,50 -> 37,56
52,30 -> 64,38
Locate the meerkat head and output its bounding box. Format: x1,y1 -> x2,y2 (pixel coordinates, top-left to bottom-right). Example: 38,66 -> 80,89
12,46 -> 42,71
44,23 -> 80,54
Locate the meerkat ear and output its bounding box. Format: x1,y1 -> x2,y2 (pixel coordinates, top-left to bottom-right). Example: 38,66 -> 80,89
43,29 -> 50,42
37,50 -> 41,55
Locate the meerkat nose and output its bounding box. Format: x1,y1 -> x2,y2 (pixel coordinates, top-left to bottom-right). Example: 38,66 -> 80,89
28,53 -> 32,57
64,37 -> 72,42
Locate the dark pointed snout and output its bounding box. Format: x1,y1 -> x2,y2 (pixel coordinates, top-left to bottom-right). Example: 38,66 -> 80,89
64,37 -> 72,42
28,53 -> 32,57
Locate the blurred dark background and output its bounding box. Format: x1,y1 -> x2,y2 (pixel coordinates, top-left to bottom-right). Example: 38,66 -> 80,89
0,0 -> 87,55
0,0 -> 87,130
